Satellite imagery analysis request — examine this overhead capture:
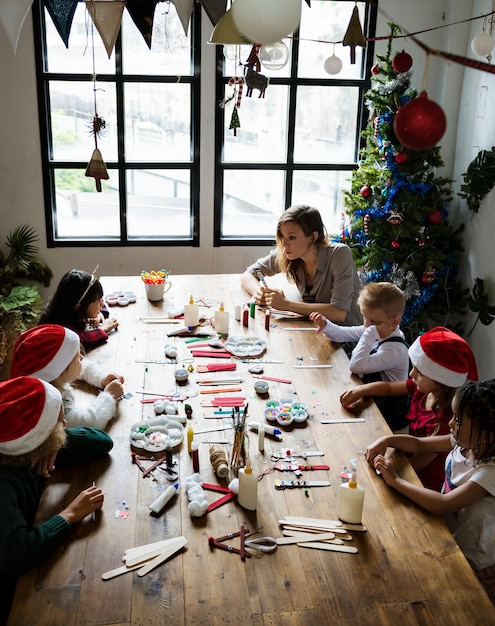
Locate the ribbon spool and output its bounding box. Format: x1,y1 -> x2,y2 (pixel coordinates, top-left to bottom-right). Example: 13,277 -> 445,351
209,446 -> 230,479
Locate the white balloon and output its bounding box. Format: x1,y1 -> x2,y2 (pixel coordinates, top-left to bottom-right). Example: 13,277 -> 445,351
260,41 -> 289,70
231,0 -> 302,45
471,31 -> 495,57
324,54 -> 343,75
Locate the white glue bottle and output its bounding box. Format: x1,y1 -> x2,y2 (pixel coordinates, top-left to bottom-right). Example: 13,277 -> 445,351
149,482 -> 179,514
214,301 -> 229,335
184,294 -> 199,328
238,459 -> 258,510
337,472 -> 364,524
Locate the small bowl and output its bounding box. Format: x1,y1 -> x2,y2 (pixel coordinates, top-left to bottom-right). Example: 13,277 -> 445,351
292,402 -> 308,412
118,297 -> 129,306
125,292 -> 137,303
254,380 -> 270,395
106,296 -> 118,306
174,368 -> 189,383
264,408 -> 278,421
279,396 -> 295,405
278,404 -> 293,414
292,410 -> 308,423
276,412 -> 294,426
265,400 -> 280,410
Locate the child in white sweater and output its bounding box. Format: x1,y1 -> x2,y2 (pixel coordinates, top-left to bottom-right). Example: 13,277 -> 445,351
10,324 -> 124,430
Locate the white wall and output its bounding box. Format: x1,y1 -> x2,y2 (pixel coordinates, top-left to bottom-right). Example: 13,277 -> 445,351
1,0 -> 494,377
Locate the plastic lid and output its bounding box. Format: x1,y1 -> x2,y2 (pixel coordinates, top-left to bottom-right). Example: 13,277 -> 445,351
244,460 -> 253,475
188,294 -> 194,304
349,472 -> 357,488
219,301 -> 224,311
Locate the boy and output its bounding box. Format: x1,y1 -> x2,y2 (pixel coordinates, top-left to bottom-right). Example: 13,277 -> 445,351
310,282 -> 409,429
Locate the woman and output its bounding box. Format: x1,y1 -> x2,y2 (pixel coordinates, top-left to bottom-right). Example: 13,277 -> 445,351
241,205 -> 362,324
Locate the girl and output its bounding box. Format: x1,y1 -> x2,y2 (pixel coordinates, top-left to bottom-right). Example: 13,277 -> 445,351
10,324 -> 124,431
342,326 -> 478,490
38,266 -> 119,350
241,205 -> 362,325
365,379 -> 495,604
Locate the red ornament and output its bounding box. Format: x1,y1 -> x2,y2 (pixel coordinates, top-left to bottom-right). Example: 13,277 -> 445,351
391,236 -> 401,249
394,151 -> 408,164
360,184 -> 372,198
371,63 -> 380,75
392,50 -> 413,73
427,209 -> 443,225
422,268 -> 436,284
393,91 -> 447,151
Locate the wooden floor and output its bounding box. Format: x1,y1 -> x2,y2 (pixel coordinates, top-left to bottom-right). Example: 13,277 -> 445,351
7,274 -> 495,626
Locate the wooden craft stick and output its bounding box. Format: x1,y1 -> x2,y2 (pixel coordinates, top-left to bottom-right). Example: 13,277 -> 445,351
137,537 -> 187,577
124,539 -> 175,558
298,542 -> 358,554
198,379 -> 244,385
276,532 -> 336,545
293,364 -> 333,369
199,387 -> 242,394
193,425 -> 232,435
320,418 -> 366,424
281,516 -> 343,528
282,530 -> 345,544
282,524 -> 348,535
102,562 -> 147,581
140,318 -> 179,324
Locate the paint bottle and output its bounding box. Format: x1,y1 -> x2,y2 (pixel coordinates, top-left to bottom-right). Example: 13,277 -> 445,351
215,301 -> 229,335
184,294 -> 199,328
187,424 -> 194,454
242,304 -> 249,327
238,459 -> 258,510
249,298 -> 256,318
234,303 -> 242,321
191,439 -> 200,473
148,482 -> 179,514
264,309 -> 270,331
337,472 -> 364,524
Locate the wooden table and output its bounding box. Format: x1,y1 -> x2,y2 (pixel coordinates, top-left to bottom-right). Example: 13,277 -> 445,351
8,275 -> 495,626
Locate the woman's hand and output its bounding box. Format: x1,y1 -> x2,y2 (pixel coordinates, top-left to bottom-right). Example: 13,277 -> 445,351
261,288 -> 287,310
59,485 -> 104,525
309,311 -> 326,332
364,437 -> 390,467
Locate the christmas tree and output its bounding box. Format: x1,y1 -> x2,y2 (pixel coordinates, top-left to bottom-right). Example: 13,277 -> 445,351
340,24 -> 466,341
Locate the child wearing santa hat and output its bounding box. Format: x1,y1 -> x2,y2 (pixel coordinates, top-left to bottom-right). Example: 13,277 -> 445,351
10,324 -> 124,431
341,326 -> 478,491
0,377 -> 105,622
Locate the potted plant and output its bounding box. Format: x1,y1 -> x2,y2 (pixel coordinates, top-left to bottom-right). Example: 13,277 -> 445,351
0,225 -> 53,379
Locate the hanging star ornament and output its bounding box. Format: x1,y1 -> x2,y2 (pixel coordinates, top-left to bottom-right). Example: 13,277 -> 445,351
342,5 -> 366,64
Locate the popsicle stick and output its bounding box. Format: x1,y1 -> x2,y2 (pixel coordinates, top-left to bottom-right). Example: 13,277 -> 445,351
298,542 -> 358,554
276,532 -> 336,545
293,365 -> 333,369
320,418 -> 366,424
282,530 -> 345,544
282,524 -> 348,535
137,537 -> 187,576
125,545 -> 177,567
200,387 -> 242,394
124,538 -> 178,559
281,516 -> 343,528
102,561 -> 147,580
340,523 -> 367,532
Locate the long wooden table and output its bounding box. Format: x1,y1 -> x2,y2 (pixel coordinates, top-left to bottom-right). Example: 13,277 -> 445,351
8,274 -> 495,626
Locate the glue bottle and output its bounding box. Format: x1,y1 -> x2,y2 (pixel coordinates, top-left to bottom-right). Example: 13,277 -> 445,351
184,294 -> 199,328
187,423 -> 194,454
149,482 -> 179,514
337,472 -> 364,524
238,459 -> 258,510
214,301 -> 229,335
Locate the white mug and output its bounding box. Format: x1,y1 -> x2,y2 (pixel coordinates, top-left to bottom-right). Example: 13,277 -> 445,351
145,281 -> 171,302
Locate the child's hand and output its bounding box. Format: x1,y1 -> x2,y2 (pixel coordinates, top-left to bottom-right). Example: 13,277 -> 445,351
364,437 -> 389,466
309,311 -> 327,332
104,379 -> 124,399
101,372 -> 125,387
87,313 -> 104,328
59,484 -> 104,525
102,317 -> 119,333
372,454 -> 399,486
339,387 -> 363,408
36,451 -> 58,478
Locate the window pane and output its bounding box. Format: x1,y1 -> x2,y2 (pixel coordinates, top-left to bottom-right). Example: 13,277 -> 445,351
50,82 -> 118,162
223,41 -> 292,80
54,169 -> 120,239
127,169 -> 191,239
294,86 -> 359,163
223,85 -> 289,163
45,5 -> 115,74
121,9 -> 192,76
222,170 -> 285,238
291,170 -> 351,234
125,84 -> 191,162
298,1 -> 365,79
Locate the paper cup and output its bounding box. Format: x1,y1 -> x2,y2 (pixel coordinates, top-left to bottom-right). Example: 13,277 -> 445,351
145,281 -> 171,301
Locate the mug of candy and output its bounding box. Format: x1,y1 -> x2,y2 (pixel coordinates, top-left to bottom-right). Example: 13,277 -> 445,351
141,269 -> 171,301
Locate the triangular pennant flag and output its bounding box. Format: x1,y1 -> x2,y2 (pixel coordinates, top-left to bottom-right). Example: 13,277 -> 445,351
43,0 -> 78,48
170,0 -> 194,36
125,0 -> 157,50
0,0 -> 34,55
342,5 -> 366,65
200,0 -> 227,26
85,148 -> 110,192
85,0 -> 126,59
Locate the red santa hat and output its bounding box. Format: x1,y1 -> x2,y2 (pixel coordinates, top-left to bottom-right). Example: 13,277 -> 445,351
0,377 -> 62,455
10,324 -> 80,381
408,326 -> 478,388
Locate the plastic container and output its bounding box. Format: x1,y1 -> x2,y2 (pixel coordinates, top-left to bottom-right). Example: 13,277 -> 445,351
148,482 -> 179,514
215,302 -> 229,335
184,295 -> 199,328
337,472 -> 364,524
238,460 -> 258,510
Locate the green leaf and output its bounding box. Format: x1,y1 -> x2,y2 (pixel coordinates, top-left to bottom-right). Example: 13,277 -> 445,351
0,285 -> 40,312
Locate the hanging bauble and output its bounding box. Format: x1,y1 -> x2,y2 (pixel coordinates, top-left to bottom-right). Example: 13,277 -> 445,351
324,54 -> 343,75
471,31 -> 495,57
381,187 -> 388,197
394,150 -> 408,164
231,0 -> 302,45
223,45 -> 240,60
260,41 -> 290,70
360,184 -> 372,198
393,91 -> 447,151
387,210 -> 404,225
391,236 -> 401,249
363,214 -> 370,234
422,268 -> 436,284
392,50 -> 413,73
371,63 -> 380,75
427,209 -> 443,225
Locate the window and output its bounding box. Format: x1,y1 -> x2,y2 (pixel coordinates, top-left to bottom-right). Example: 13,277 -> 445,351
34,1 -> 200,247
214,0 -> 376,245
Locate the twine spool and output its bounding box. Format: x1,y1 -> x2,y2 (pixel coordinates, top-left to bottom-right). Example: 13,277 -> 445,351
209,446 -> 229,479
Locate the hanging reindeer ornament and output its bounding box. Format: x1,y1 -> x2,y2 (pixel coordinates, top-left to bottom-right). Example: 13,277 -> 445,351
244,44 -> 269,98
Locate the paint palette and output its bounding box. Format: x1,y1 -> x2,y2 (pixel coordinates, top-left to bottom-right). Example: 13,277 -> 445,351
224,336 -> 266,357
130,416 -> 184,451
264,398 -> 308,427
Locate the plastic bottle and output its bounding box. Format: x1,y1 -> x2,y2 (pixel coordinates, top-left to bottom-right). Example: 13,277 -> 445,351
248,421 -> 282,440
242,304 -> 249,327
238,459 -> 258,510
337,472 -> 364,524
191,439 -> 200,473
186,424 -> 194,454
184,294 -> 199,328
215,301 -> 229,335
148,482 -> 179,514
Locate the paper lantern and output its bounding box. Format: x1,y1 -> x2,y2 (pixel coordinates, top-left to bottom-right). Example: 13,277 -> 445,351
231,0 -> 302,45
471,31 -> 495,57
393,92 -> 447,151
260,41 -> 290,70
392,50 -> 413,73
324,54 -> 343,75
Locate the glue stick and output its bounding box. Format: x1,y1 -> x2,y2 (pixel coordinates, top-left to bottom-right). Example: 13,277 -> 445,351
258,421 -> 265,452
149,482 -> 179,514
248,421 -> 282,440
